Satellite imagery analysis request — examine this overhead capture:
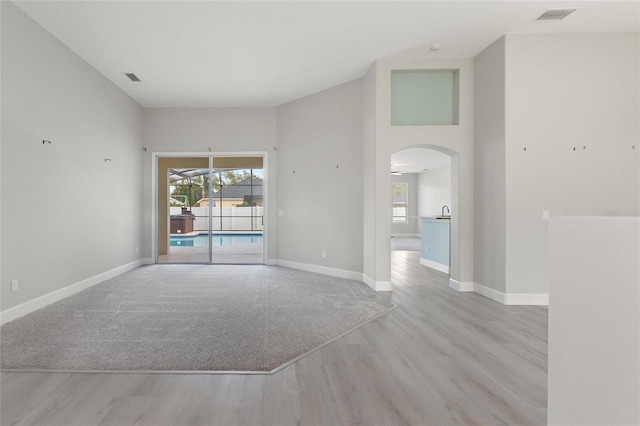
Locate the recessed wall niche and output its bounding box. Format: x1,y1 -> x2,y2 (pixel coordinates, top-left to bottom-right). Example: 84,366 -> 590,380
391,69 -> 459,126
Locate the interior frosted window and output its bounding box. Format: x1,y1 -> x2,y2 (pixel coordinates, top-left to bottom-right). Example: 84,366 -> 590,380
391,70 -> 459,126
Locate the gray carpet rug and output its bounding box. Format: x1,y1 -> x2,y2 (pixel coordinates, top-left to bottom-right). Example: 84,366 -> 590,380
0,265 -> 394,373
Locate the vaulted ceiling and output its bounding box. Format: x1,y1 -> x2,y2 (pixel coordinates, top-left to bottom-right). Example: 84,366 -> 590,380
14,1 -> 639,107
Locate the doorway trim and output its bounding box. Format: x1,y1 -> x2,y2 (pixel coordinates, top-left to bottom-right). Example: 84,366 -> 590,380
151,151 -> 269,265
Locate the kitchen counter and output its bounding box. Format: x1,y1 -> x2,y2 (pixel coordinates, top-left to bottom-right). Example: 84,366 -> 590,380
420,217 -> 450,274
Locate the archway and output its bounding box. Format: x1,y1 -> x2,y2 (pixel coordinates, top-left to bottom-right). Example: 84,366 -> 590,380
388,144 -> 462,287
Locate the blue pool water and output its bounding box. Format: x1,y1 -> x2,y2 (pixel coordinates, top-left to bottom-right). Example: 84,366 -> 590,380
170,234 -> 263,247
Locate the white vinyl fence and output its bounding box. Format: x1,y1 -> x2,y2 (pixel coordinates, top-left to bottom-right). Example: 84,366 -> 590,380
170,207 -> 263,232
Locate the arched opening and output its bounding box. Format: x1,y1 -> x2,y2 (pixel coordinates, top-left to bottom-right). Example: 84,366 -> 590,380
389,145 -> 460,284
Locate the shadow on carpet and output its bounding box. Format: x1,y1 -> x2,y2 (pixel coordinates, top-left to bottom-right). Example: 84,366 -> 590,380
0,265 -> 395,373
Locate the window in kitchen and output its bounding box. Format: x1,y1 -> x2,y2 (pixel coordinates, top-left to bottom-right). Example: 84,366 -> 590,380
392,182 -> 408,223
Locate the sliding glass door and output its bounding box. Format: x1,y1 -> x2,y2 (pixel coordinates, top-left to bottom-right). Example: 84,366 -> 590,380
209,165 -> 263,264
157,156 -> 264,264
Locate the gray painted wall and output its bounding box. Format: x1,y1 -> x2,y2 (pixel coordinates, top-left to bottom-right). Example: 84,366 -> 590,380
362,64 -> 378,285
505,33 -> 639,295
418,165 -> 452,221
1,0 -> 4,316
141,107 -> 277,262
473,36 -> 506,293
474,33 -> 639,297
391,173 -> 418,236
1,2 -> 144,311
276,79 -> 364,274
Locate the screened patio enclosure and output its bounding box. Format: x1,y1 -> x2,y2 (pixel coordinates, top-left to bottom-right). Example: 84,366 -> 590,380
157,156 -> 264,264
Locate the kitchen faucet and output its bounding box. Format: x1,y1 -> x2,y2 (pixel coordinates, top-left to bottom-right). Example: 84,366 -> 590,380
442,205 -> 450,217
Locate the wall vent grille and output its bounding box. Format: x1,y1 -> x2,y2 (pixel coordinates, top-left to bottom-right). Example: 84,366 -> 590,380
536,9 -> 577,21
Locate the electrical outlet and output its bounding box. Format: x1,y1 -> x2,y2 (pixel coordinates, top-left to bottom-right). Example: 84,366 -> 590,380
135,246 -> 139,253
425,246 -> 429,254
542,210 -> 550,221
11,280 -> 18,292
322,250 -> 327,259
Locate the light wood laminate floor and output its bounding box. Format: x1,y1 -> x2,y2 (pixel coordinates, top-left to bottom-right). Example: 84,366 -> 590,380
1,251 -> 548,425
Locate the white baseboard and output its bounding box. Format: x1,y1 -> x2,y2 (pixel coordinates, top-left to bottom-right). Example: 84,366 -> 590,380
265,258 -> 277,266
362,274 -> 392,292
448,280 -> 549,306
0,259 -> 145,325
473,282 -> 507,304
420,258 -> 449,274
276,259 -> 362,282
142,257 -> 154,265
391,233 -> 420,238
272,260 -> 393,292
448,278 -> 474,292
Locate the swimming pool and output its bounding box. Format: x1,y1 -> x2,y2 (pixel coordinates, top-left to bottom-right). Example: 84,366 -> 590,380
170,234 -> 263,247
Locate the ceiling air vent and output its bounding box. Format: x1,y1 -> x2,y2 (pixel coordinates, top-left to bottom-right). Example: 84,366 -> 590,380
125,73 -> 141,82
536,9 -> 577,21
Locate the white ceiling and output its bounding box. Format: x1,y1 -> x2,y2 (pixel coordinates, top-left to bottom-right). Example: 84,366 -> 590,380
391,148 -> 450,174
14,1 -> 639,108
